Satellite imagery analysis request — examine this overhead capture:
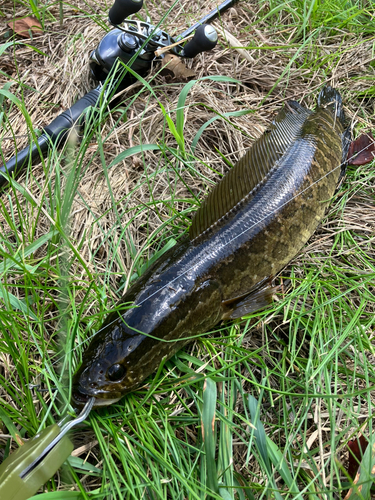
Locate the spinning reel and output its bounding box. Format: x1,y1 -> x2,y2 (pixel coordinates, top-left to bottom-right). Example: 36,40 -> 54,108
0,0 -> 237,187
90,0 -> 218,83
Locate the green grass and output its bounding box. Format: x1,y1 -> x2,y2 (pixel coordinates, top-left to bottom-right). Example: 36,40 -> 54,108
259,0 -> 375,38
1,0 -> 375,498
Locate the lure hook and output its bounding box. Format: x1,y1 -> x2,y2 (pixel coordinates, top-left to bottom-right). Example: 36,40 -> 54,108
0,397 -> 95,500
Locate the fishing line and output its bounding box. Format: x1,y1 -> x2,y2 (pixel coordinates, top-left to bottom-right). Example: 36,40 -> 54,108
49,131 -> 373,367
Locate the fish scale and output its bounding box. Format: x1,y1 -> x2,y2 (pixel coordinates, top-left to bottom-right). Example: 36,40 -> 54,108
72,86 -> 348,407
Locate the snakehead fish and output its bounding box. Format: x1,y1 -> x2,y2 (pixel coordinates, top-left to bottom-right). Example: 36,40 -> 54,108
72,86 -> 349,407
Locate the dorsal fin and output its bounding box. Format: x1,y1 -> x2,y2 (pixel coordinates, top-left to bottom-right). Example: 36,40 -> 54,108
189,101 -> 312,242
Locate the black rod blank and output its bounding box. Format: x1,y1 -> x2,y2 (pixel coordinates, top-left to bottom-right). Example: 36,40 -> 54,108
178,0 -> 239,40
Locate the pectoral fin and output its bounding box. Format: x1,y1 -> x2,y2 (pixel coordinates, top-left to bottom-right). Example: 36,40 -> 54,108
221,278 -> 275,320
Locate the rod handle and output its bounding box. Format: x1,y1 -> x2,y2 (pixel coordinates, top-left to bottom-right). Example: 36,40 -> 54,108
0,135 -> 49,188
44,87 -> 101,141
0,87 -> 102,188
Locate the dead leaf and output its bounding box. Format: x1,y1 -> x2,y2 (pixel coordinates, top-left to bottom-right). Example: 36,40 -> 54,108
347,132 -> 375,166
346,434 -> 368,479
161,53 -> 195,80
15,434 -> 25,446
7,17 -> 43,39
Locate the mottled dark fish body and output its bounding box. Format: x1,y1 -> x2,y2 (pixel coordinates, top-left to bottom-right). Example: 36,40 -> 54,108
72,87 -> 347,407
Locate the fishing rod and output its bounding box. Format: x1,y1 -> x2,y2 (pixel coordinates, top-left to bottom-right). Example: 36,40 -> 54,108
0,0 -> 238,188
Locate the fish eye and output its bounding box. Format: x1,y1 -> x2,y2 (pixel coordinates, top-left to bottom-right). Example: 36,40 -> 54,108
107,363 -> 126,382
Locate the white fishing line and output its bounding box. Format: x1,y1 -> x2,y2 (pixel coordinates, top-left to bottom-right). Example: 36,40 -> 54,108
51,134 -> 373,366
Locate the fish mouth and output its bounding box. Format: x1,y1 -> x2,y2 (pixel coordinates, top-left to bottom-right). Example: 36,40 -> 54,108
72,386 -> 122,408
72,388 -> 91,406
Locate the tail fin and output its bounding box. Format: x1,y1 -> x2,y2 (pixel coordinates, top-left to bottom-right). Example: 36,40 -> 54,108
317,86 -> 346,127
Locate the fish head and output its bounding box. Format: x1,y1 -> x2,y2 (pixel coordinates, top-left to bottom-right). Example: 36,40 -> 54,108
72,318 -> 147,408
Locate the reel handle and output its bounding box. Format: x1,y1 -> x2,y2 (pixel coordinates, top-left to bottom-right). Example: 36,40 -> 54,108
108,0 -> 143,25
182,24 -> 218,58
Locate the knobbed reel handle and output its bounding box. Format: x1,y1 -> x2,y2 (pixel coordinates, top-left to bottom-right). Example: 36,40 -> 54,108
182,24 -> 218,58
109,0 -> 143,25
